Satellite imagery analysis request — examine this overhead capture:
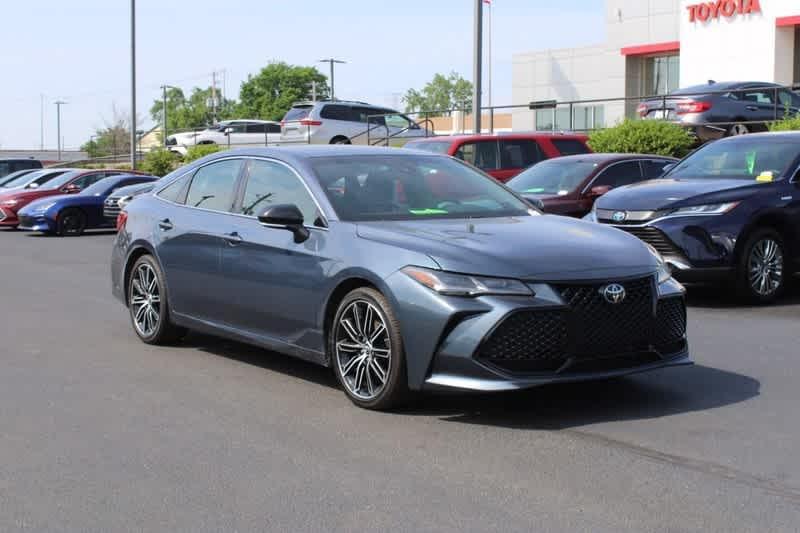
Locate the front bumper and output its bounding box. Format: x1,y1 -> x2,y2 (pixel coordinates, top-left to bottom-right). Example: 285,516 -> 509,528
17,213 -> 56,233
385,271 -> 691,392
0,207 -> 20,227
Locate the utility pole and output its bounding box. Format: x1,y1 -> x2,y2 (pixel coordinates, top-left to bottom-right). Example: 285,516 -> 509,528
472,0 -> 484,134
160,85 -> 178,148
130,0 -> 137,169
311,81 -> 318,102
40,94 -> 45,151
211,70 -> 218,122
319,58 -> 346,101
486,0 -> 492,110
54,101 -> 67,161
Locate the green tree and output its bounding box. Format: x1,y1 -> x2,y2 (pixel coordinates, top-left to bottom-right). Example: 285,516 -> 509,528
403,72 -> 473,115
149,86 -> 236,133
238,62 -> 329,121
81,107 -> 134,158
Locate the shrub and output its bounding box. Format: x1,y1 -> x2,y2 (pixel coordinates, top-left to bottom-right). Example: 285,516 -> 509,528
140,149 -> 180,176
184,144 -> 223,163
588,119 -> 695,158
768,115 -> 800,132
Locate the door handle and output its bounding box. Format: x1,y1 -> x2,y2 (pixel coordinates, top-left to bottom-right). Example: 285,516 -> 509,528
746,105 -> 759,111
223,231 -> 243,245
158,219 -> 173,231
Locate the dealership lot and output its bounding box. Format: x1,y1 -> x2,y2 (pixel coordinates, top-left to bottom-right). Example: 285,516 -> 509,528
1,229 -> 799,531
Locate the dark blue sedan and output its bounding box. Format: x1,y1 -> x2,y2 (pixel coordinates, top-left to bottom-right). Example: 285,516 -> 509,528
18,174 -> 157,236
111,147 -> 689,410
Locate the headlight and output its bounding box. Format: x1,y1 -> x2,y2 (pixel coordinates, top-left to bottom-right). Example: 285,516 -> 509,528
117,195 -> 134,209
670,202 -> 739,216
1,199 -> 19,207
402,266 -> 533,297
645,244 -> 673,284
32,202 -> 56,212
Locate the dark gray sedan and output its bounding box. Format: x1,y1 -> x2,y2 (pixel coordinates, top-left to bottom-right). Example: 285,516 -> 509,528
111,146 -> 690,409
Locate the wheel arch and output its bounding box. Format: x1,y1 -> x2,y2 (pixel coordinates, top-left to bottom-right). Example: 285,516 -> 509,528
734,211 -> 798,264
329,135 -> 351,145
121,241 -> 160,307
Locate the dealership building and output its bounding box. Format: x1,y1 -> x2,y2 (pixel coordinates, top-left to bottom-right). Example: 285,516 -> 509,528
512,0 -> 800,130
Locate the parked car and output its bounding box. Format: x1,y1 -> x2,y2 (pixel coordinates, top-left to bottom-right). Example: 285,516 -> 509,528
0,158 -> 42,178
111,146 -> 688,410
637,81 -> 800,142
279,100 -> 427,147
0,168 -> 71,192
103,181 -> 158,223
405,132 -> 591,182
0,169 -> 142,229
588,132 -> 800,303
166,120 -> 282,156
18,174 -> 157,236
506,154 -> 678,217
0,168 -> 40,188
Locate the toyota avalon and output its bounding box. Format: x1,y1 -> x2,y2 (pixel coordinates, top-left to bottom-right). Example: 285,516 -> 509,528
111,147 -> 690,409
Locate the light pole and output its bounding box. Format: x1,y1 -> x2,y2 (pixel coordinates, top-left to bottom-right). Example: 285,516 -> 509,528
319,58 -> 346,101
160,85 -> 179,148
472,0 -> 484,134
130,0 -> 137,169
54,100 -> 67,161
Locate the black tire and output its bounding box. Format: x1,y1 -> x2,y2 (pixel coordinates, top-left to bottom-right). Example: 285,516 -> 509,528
727,123 -> 750,136
127,254 -> 187,345
329,287 -> 409,410
57,208 -> 87,236
735,228 -> 786,305
330,136 -> 351,145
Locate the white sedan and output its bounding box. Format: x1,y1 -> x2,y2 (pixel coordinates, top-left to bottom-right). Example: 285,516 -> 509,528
166,120 -> 282,155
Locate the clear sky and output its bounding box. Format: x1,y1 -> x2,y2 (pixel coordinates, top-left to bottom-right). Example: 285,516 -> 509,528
0,0 -> 604,150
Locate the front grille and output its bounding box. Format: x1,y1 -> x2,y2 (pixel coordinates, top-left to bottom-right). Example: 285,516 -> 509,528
104,197 -> 121,220
17,215 -> 36,227
614,226 -> 684,257
0,208 -> 6,222
477,277 -> 687,375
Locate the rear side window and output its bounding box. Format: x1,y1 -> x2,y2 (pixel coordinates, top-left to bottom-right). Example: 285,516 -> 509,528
283,106 -> 312,122
185,159 -> 243,212
641,160 -> 674,178
455,141 -> 498,171
499,139 -> 544,169
551,139 -> 590,155
246,123 -> 267,134
320,105 -> 355,121
267,123 -> 281,134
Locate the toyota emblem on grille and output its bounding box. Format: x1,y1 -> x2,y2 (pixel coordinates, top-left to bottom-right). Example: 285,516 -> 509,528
601,283 -> 626,304
611,211 -> 627,222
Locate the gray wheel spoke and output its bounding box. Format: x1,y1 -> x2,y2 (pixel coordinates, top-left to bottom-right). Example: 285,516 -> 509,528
341,319 -> 361,343
337,341 -> 363,353
372,347 -> 390,358
370,359 -> 387,383
362,305 -> 373,339
341,353 -> 366,377
369,323 -> 386,345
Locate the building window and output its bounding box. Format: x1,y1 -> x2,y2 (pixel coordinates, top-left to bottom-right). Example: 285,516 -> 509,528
644,55 -> 680,95
536,105 -> 604,132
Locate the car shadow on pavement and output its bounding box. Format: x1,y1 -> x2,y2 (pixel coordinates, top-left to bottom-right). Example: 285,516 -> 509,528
400,365 -> 760,430
25,230 -> 118,238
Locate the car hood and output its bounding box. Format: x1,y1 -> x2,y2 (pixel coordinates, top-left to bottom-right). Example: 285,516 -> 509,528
595,178 -> 765,211
0,189 -> 53,202
356,215 -> 658,281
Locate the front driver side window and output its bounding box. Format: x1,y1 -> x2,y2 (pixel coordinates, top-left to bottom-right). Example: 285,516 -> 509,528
185,159 -> 243,211
240,159 -> 322,226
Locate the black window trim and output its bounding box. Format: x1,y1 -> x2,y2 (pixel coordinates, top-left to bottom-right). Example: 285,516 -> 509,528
581,159 -> 649,195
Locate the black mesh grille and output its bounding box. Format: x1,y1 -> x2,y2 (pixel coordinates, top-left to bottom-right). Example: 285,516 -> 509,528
477,277 -> 687,375
614,226 -> 684,257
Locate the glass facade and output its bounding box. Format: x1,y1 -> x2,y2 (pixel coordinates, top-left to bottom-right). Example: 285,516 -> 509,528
644,55 -> 680,96
535,105 -> 605,132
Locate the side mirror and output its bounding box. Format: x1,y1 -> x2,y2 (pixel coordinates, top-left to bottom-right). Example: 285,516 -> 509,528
587,185 -> 611,198
63,183 -> 81,194
258,204 -> 309,243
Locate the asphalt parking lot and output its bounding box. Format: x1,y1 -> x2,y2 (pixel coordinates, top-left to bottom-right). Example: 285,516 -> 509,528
1,229 -> 799,532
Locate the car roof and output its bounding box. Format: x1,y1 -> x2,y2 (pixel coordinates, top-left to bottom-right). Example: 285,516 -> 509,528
292,100 -> 382,108
200,145 -> 440,166
673,81 -> 782,94
542,153 -> 677,163
712,131 -> 800,142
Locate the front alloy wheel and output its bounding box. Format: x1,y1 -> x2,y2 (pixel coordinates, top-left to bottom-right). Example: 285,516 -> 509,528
331,288 -> 408,409
737,229 -> 786,304
128,255 -> 186,344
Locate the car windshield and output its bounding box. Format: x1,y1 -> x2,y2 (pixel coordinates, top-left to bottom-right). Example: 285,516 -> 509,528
0,169 -> 34,187
407,142 -> 451,154
3,169 -> 50,189
39,170 -> 81,190
507,160 -> 600,195
666,139 -> 800,180
312,155 -> 531,221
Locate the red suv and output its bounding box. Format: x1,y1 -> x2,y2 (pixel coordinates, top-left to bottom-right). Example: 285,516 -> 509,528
405,133 -> 591,182
0,169 -> 143,229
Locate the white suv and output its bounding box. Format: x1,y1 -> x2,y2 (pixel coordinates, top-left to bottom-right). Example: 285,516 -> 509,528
279,101 -> 429,146
166,119 -> 282,155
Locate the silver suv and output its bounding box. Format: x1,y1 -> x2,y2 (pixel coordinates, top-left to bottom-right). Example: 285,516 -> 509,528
279,101 -> 429,146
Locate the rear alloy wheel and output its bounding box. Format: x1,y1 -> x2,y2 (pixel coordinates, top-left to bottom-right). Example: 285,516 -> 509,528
330,136 -> 351,145
728,123 -> 750,136
128,255 -> 186,344
737,229 -> 786,304
57,208 -> 86,236
331,288 -> 408,410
